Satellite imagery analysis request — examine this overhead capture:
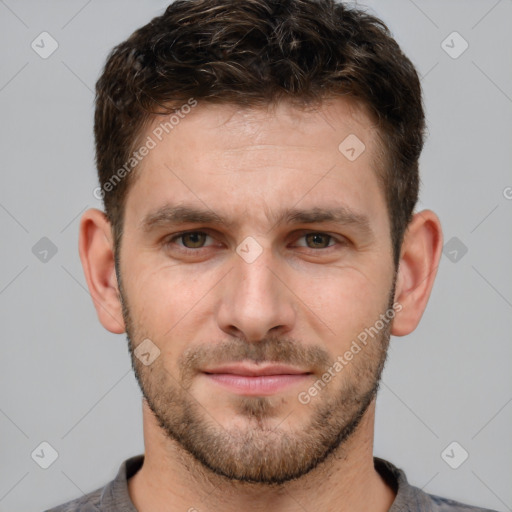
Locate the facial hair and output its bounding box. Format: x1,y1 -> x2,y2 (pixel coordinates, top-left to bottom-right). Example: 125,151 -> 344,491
117,262 -> 396,485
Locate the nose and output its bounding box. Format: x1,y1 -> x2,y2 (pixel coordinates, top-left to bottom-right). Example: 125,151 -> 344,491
215,246 -> 297,343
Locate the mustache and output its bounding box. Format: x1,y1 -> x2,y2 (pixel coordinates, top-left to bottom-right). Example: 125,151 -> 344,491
178,334 -> 332,376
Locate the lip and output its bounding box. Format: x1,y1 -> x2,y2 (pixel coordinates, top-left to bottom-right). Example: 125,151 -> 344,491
202,363 -> 312,396
203,363 -> 310,377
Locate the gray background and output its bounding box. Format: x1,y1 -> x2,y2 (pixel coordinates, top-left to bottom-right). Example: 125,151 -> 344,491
1,1 -> 511,511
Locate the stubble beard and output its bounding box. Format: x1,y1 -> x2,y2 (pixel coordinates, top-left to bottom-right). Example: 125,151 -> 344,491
117,263 -> 395,485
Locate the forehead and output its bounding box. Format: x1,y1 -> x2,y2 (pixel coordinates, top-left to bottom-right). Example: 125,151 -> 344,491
124,97 -> 388,235
144,97 -> 381,160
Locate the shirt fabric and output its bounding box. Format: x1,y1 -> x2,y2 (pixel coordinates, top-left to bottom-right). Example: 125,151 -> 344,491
45,454 -> 498,512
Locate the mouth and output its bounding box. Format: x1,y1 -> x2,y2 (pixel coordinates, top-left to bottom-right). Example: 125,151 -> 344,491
202,363 -> 312,396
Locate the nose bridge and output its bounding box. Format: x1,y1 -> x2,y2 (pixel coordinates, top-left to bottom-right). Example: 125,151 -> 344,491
236,250 -> 277,303
216,244 -> 296,341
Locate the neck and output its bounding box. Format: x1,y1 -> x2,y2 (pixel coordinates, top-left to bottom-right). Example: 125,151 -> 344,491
128,399 -> 396,512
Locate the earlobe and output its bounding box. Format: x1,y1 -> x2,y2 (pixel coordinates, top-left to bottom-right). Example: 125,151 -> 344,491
78,208 -> 126,334
391,209 -> 443,337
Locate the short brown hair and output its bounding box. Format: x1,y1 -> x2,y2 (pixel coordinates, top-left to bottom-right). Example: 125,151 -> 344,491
94,0 -> 425,267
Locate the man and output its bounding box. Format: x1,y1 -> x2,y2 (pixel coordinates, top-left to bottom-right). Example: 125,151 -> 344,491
46,0 -> 497,510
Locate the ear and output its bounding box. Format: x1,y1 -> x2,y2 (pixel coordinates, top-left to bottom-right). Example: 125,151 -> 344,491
78,208 -> 126,334
391,209 -> 443,337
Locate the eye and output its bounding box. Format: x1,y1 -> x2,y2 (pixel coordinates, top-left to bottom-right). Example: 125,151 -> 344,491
163,230 -> 345,256
296,232 -> 337,249
168,231 -> 213,249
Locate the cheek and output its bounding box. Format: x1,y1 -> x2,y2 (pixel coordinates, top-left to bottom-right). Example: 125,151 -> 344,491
121,258 -> 221,340
290,267 -> 391,344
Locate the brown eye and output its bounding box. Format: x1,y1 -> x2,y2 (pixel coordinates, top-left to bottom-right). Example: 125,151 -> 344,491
304,233 -> 333,249
180,232 -> 208,248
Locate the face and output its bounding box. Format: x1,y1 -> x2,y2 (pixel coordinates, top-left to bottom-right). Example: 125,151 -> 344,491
116,98 -> 397,484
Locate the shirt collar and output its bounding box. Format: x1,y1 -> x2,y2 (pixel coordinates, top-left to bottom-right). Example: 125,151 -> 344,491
98,454 -> 431,511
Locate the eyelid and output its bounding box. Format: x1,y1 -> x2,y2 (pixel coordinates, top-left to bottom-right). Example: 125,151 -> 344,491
163,229 -> 348,252
294,234 -> 334,248
291,231 -> 347,248
165,230 -> 216,248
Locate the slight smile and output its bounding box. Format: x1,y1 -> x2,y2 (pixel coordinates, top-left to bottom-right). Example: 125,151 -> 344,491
202,363 -> 313,396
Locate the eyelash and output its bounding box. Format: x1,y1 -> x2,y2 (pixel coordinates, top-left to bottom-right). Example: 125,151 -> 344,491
163,230 -> 346,254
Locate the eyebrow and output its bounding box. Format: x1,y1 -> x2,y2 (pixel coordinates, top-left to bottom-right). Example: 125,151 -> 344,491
140,204 -> 374,238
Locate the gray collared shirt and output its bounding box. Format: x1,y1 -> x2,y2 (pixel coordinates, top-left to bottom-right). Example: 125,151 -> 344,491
44,455 -> 498,512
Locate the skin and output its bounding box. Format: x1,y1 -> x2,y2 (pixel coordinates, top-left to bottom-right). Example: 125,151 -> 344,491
79,97 -> 443,512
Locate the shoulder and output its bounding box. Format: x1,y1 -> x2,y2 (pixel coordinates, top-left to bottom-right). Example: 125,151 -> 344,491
374,457 -> 499,512
44,486 -> 103,512
428,493 -> 499,512
43,454 -> 144,512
